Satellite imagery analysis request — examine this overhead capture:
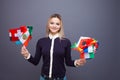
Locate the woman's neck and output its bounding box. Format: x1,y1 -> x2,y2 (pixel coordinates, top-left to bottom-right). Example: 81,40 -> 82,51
49,33 -> 59,39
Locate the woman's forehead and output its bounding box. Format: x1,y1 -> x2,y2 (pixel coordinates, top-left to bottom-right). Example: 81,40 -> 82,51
50,17 -> 61,22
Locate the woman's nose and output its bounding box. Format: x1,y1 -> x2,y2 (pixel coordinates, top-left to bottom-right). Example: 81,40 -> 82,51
52,24 -> 57,27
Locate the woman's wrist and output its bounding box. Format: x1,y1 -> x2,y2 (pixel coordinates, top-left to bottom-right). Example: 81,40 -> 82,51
24,53 -> 31,59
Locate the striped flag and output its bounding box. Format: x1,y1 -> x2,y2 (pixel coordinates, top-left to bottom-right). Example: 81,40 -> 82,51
9,25 -> 33,47
71,36 -> 99,59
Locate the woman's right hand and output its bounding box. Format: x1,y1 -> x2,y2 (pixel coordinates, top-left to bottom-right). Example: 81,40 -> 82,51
21,46 -> 30,59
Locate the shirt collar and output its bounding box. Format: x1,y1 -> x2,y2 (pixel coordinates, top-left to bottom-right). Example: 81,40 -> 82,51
49,33 -> 59,39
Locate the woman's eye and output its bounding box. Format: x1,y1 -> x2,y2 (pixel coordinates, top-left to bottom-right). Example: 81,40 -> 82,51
50,22 -> 54,24
56,23 -> 60,25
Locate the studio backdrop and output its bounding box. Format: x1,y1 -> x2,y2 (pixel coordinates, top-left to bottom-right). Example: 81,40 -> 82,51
0,0 -> 120,80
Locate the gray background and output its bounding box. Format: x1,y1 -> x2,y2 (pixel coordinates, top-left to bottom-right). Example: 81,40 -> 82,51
0,0 -> 120,80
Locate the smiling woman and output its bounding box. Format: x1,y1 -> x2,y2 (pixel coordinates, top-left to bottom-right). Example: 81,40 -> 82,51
46,14 -> 65,39
21,13 -> 86,80
48,17 -> 61,35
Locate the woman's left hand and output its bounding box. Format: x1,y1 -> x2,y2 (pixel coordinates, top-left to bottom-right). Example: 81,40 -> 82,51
75,58 -> 86,67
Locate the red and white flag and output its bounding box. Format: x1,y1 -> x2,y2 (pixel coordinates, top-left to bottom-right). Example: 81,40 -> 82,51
9,25 -> 33,47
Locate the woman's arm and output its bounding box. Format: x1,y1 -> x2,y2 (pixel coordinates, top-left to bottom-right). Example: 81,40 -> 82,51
21,40 -> 42,65
64,39 -> 86,67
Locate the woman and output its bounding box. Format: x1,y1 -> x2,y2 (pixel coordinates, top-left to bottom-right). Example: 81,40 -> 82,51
21,13 -> 86,80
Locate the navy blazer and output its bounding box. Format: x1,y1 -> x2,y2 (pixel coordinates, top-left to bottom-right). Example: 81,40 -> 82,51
28,37 -> 75,78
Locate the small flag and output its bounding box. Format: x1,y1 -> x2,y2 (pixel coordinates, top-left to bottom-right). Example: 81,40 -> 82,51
71,36 -> 99,59
9,25 -> 33,47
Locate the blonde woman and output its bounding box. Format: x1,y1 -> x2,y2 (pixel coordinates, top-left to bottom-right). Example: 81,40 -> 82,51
21,13 -> 86,80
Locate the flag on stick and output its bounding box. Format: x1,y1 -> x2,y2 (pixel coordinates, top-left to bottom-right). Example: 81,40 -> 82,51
9,25 -> 33,47
71,36 -> 99,59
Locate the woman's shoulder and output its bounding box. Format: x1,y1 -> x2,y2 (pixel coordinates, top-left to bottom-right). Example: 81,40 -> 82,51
37,37 -> 49,42
61,37 -> 71,44
62,37 -> 70,41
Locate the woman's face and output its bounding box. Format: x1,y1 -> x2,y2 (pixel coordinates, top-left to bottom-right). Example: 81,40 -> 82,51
48,17 -> 61,35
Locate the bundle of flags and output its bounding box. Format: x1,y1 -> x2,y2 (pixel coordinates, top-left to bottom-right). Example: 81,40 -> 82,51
71,36 -> 99,59
9,25 -> 33,47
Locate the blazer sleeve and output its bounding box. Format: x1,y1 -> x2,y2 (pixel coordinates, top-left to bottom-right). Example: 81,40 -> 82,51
64,39 -> 75,67
28,39 -> 42,65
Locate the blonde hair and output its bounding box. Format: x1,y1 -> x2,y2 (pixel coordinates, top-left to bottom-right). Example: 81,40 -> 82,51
46,13 -> 65,39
